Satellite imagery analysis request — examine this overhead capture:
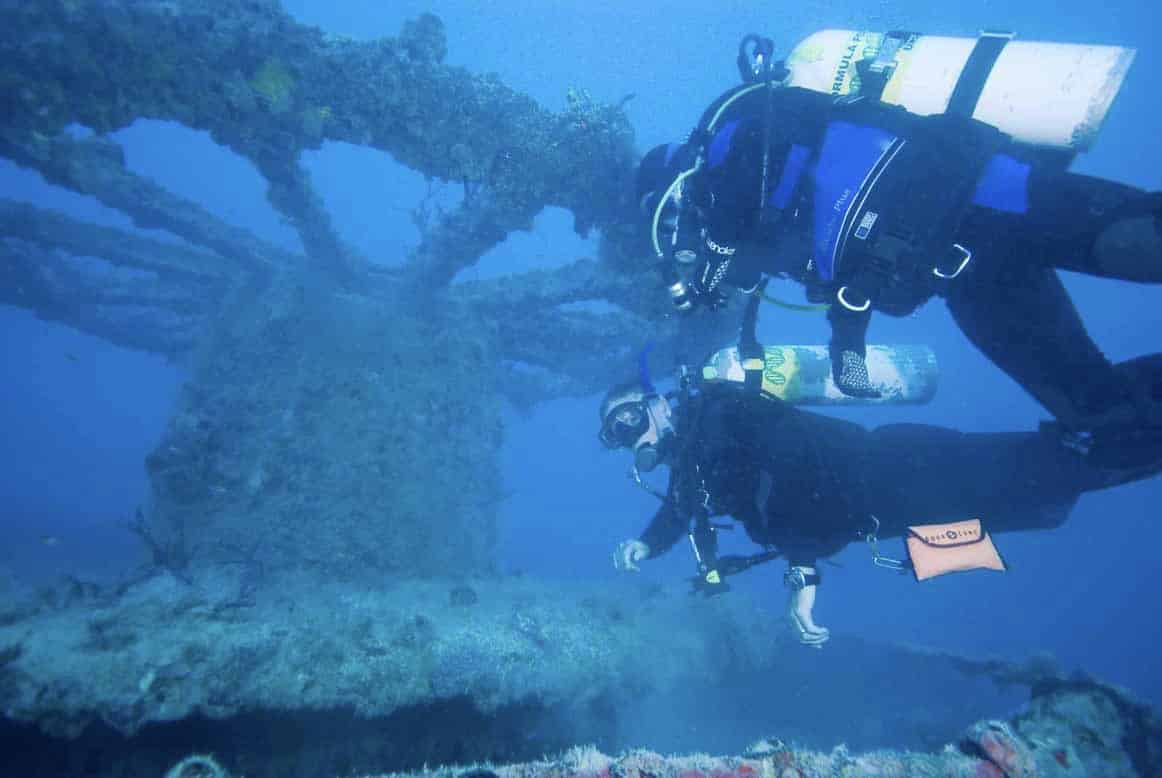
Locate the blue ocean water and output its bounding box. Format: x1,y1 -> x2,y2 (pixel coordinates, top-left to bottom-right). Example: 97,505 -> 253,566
2,0 -> 1161,749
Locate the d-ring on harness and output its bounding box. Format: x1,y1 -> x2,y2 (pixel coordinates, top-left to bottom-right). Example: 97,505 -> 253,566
863,515 -> 910,572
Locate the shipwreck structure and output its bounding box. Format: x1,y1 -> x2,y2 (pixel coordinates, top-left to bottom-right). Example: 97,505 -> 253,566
1,0 -> 729,580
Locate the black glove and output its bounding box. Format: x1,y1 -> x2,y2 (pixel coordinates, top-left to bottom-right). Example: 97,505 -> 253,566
668,275 -> 730,313
833,349 -> 881,399
693,280 -> 730,311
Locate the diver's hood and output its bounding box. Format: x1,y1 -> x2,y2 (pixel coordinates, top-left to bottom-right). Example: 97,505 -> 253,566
632,434 -> 675,473
631,392 -> 678,472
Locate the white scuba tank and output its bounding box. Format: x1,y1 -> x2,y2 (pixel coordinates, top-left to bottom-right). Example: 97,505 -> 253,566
701,344 -> 939,405
783,29 -> 1136,150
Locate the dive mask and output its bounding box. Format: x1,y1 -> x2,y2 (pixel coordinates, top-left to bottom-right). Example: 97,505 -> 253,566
599,401 -> 649,449
599,394 -> 676,472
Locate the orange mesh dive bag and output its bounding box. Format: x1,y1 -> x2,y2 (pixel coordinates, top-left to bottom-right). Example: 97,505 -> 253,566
905,519 -> 1006,581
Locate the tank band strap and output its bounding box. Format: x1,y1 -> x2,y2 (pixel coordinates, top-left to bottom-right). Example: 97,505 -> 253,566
947,30 -> 1015,118
738,283 -> 766,393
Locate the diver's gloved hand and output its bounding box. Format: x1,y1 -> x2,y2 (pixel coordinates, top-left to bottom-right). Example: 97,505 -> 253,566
613,539 -> 650,572
785,566 -> 830,647
833,349 -> 881,399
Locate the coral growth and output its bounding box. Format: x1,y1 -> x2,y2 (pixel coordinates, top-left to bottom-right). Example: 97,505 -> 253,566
165,754 -> 229,778
249,58 -> 296,113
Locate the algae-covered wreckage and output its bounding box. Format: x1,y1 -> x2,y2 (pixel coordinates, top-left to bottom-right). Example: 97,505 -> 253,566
1,1 -> 1161,776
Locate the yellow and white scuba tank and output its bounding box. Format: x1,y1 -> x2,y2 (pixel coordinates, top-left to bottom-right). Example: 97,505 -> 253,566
702,344 -> 939,405
783,29 -> 1136,150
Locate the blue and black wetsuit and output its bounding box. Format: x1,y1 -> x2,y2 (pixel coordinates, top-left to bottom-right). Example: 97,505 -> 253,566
687,86 -> 1162,427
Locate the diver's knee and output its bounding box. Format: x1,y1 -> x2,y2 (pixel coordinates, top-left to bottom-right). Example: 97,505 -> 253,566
1091,194 -> 1162,282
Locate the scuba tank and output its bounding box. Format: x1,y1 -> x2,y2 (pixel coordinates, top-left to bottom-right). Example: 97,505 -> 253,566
783,29 -> 1135,150
702,343 -> 939,405
649,29 -> 1135,260
700,278 -> 939,405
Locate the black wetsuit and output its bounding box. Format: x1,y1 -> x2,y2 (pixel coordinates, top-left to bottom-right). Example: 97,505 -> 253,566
686,87 -> 1162,426
946,174 -> 1156,423
638,379 -> 1161,567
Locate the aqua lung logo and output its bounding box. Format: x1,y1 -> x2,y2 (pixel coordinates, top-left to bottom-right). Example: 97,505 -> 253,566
922,526 -> 981,544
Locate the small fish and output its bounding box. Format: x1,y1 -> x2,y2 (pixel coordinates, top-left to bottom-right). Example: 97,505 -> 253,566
65,353 -> 78,363
40,535 -> 60,547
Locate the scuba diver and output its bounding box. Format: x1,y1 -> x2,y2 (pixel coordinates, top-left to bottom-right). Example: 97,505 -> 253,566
599,355 -> 1162,646
638,31 -> 1162,442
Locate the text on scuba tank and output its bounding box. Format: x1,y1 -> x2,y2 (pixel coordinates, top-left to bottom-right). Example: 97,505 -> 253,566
832,32 -> 863,95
